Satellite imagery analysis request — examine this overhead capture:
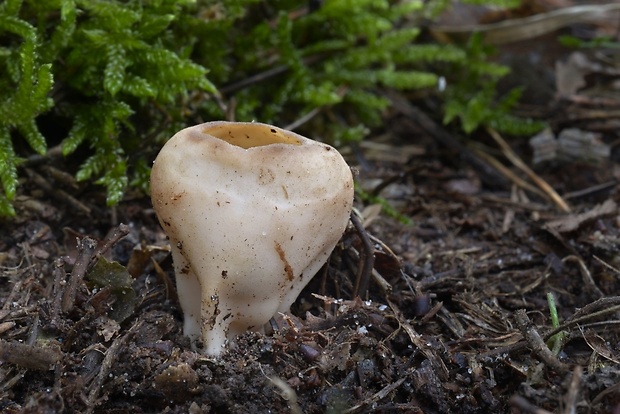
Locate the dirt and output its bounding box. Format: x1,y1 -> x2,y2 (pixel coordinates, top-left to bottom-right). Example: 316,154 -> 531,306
3,19 -> 620,414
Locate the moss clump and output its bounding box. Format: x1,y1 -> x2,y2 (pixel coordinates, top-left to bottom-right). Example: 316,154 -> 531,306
1,0 -> 217,215
0,0 -> 540,216
442,33 -> 546,135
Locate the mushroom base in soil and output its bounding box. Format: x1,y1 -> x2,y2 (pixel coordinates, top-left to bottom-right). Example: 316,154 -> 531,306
150,121 -> 354,355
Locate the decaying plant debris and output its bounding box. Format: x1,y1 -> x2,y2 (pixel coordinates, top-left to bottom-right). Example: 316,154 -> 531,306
1,99 -> 620,413
3,4 -> 620,409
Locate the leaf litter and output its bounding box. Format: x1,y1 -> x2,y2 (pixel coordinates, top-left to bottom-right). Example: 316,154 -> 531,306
2,1 -> 620,412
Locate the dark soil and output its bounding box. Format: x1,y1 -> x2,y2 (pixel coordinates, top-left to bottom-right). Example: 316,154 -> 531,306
2,28 -> 620,414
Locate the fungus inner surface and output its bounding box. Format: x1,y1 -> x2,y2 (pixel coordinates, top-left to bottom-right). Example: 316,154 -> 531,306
203,124 -> 301,149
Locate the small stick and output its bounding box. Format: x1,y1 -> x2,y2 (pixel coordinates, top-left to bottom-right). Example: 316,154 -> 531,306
544,299 -> 620,341
563,366 -> 582,414
61,237 -> 97,313
2,277 -> 24,311
592,255 -> 620,276
266,375 -> 302,414
389,299 -> 449,380
509,395 -> 553,414
514,309 -> 570,373
342,377 -> 406,414
562,255 -> 604,299
0,339 -> 62,371
284,107 -> 322,131
472,147 -> 546,198
0,322 -> 15,335
486,127 -> 571,212
220,54 -> 324,95
25,168 -> 91,215
93,224 -> 130,258
85,320 -> 142,413
384,91 -> 510,188
50,258 -> 66,326
563,181 -> 617,200
350,211 -> 375,299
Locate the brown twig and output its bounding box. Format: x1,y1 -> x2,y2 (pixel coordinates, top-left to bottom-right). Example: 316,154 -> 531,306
562,255 -> 604,299
592,374 -> 620,405
85,320 -> 143,413
389,300 -> 449,380
384,90 -> 510,188
284,107 -> 323,131
471,146 -> 546,198
151,257 -> 178,304
0,322 -> 14,335
563,180 -> 617,200
61,237 -> 97,313
350,211 -> 375,299
41,165 -> 79,189
2,275 -> 24,311
220,54 -> 325,95
24,144 -> 64,165
509,395 -> 553,414
544,298 -> 620,341
342,377 -> 406,414
486,127 -> 571,212
25,168 -> 91,215
563,366 -> 582,414
93,224 -> 130,258
430,4 -> 620,45
592,255 -> 620,276
0,339 -> 62,371
514,309 -> 570,373
50,258 -> 66,326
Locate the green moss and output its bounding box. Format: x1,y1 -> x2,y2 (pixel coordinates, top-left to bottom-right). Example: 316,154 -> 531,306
0,0 -> 540,216
0,0 -> 218,212
441,33 -> 546,135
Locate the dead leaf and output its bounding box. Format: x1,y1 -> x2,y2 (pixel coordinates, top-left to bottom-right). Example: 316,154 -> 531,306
581,328 -> 620,364
86,257 -> 137,322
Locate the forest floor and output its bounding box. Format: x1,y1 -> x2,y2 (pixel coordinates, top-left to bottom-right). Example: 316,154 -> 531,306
2,3 -> 620,414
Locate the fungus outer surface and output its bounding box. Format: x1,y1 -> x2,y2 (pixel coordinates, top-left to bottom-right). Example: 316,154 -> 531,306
150,121 -> 353,356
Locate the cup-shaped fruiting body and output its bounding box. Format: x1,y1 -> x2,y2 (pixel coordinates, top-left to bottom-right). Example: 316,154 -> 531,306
151,121 -> 353,355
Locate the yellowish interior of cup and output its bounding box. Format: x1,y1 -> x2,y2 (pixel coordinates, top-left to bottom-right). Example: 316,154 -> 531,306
203,123 -> 301,149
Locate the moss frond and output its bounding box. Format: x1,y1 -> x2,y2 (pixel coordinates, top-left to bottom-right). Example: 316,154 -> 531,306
441,34 -> 545,135
0,7 -> 53,209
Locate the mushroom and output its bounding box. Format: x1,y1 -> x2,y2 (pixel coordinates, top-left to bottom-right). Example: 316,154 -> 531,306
150,121 -> 354,355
